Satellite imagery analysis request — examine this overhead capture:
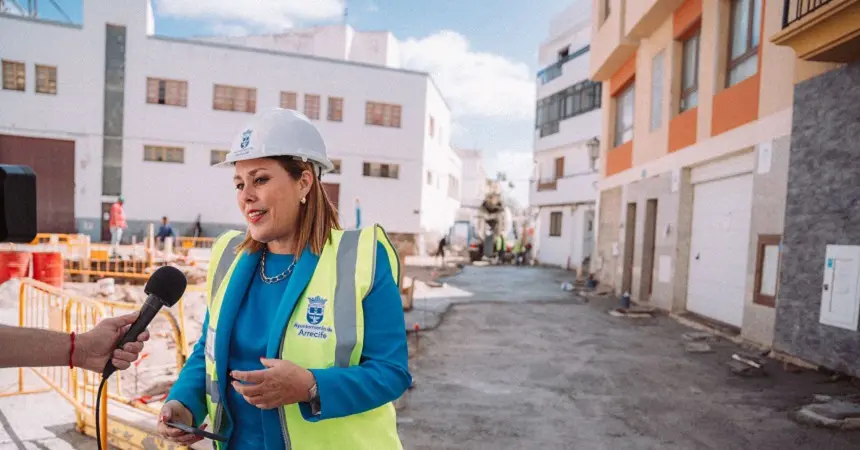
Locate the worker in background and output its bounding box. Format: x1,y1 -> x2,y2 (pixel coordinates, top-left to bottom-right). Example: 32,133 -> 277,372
495,234 -> 505,264
191,214 -> 203,238
109,195 -> 127,257
435,234 -> 447,267
156,216 -> 177,250
512,239 -> 523,266
0,312 -> 150,372
157,108 -> 411,449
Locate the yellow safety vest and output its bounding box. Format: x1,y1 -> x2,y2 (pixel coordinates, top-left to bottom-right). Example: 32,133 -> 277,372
203,225 -> 403,449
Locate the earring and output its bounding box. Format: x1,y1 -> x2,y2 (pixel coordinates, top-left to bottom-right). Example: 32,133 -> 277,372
301,197 -> 307,204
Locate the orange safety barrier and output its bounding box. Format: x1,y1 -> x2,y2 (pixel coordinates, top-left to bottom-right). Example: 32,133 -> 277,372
177,237 -> 215,250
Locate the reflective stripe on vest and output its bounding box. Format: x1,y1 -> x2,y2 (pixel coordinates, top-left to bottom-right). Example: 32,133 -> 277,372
204,225 -> 403,449
203,230 -> 244,445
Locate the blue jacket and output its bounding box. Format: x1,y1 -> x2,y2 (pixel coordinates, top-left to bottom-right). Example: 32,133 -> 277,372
166,242 -> 412,448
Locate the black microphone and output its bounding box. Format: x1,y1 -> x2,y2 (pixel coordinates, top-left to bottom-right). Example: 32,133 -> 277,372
102,265 -> 188,378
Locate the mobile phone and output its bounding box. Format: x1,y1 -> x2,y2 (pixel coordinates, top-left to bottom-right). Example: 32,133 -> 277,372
166,421 -> 228,442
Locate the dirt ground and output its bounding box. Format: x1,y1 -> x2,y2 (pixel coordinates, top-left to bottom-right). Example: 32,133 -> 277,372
396,266 -> 860,450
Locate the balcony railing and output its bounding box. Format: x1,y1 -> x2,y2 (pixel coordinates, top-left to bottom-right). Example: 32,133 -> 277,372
536,45 -> 590,85
782,0 -> 834,28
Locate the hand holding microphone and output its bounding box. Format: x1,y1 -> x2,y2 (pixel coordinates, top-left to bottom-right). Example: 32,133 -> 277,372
96,265 -> 188,450
102,265 -> 188,378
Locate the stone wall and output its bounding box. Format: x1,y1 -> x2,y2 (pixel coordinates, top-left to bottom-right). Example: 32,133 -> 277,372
774,61 -> 860,376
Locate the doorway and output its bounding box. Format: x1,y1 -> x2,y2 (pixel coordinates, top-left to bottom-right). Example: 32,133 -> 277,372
101,202 -> 112,243
621,202 -> 637,295
640,199 -> 658,301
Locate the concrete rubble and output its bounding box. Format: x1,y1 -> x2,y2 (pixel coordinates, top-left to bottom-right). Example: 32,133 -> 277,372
794,397 -> 860,429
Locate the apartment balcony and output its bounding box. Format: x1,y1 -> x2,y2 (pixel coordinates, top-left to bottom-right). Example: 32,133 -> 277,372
590,0 -> 640,81
771,0 -> 860,63
530,172 -> 599,207
625,0 -> 688,39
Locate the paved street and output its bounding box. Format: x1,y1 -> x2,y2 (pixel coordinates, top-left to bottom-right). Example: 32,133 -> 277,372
398,265 -> 860,450
3,266 -> 860,449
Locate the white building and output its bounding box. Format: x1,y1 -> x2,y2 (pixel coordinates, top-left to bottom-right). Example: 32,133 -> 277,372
529,0 -> 601,270
453,148 -> 487,219
0,0 -> 461,251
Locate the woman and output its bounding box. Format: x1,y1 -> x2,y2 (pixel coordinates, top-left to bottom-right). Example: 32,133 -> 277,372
157,108 -> 412,449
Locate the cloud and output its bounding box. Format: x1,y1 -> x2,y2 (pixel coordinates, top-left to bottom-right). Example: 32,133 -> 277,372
155,0 -> 344,31
366,1 -> 380,13
400,31 -> 535,120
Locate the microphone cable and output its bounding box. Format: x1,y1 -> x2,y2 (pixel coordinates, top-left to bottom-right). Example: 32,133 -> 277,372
96,376 -> 108,450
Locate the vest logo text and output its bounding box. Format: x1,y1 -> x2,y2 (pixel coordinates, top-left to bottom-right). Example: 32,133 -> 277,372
294,296 -> 332,339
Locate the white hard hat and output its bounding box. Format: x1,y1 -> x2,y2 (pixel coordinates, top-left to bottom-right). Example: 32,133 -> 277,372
215,107 -> 334,174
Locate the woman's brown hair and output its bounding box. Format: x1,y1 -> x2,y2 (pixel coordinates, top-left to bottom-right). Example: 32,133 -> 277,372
237,156 -> 341,256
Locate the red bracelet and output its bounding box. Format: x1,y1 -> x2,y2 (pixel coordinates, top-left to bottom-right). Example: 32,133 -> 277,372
69,332 -> 76,369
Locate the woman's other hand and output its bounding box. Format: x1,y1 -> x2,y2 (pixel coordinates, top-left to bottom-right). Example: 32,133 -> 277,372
157,400 -> 206,445
231,358 -> 316,410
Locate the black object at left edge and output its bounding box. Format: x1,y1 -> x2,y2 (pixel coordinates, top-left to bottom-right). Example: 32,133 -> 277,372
0,164 -> 37,244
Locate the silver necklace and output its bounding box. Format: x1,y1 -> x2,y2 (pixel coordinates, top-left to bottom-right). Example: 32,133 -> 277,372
260,247 -> 296,284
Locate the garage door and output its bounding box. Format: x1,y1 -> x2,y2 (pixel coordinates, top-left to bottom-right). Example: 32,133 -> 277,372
686,173 -> 753,327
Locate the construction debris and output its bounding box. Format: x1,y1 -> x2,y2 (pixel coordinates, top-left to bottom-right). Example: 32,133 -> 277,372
685,342 -> 714,353
728,352 -> 767,377
682,331 -> 715,342
609,306 -> 656,318
794,398 -> 860,429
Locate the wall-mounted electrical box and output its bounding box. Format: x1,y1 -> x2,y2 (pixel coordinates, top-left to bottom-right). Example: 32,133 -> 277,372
820,245 -> 860,331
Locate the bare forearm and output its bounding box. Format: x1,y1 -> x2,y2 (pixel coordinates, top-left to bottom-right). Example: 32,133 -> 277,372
0,325 -> 71,369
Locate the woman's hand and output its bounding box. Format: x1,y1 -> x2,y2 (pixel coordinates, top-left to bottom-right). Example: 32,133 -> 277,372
231,358 -> 316,410
156,400 -> 206,446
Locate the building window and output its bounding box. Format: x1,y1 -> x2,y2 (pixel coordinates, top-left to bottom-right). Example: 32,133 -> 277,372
754,235 -> 781,307
327,97 -> 343,122
554,157 -> 564,179
549,212 -> 563,237
536,79 -> 602,138
2,60 -> 25,91
447,175 -> 459,199
303,94 -> 321,120
363,162 -> 399,179
680,28 -> 700,112
614,83 -> 635,147
727,0 -> 761,87
330,159 -> 342,174
429,116 -> 435,137
650,51 -> 664,131
602,0 -> 611,23
34,65 -> 57,94
147,77 -> 187,107
210,150 -> 228,166
365,102 -> 402,128
557,46 -> 570,60
280,91 -> 297,110
145,145 -> 184,163
213,84 -> 256,113
426,171 -> 433,185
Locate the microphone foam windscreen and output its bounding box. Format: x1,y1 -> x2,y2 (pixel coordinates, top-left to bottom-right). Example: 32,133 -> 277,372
144,265 -> 188,306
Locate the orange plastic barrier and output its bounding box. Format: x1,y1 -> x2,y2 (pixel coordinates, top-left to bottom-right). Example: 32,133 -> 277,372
32,252 -> 64,287
0,251 -> 30,283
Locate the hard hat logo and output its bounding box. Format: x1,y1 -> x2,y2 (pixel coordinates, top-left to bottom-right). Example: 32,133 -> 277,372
240,129 -> 252,150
